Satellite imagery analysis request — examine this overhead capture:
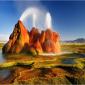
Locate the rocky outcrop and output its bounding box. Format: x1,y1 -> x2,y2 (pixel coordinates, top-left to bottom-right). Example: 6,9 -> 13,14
42,29 -> 61,53
42,39 -> 57,53
3,20 -> 61,54
2,20 -> 29,53
29,27 -> 40,45
39,31 -> 45,45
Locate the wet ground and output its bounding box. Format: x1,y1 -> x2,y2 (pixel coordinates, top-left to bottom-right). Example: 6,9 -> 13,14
0,49 -> 85,84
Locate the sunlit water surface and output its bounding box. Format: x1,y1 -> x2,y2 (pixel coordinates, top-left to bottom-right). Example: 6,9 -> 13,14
0,50 -> 10,79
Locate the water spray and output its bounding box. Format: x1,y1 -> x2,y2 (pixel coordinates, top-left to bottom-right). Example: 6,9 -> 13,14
45,12 -> 52,29
20,7 -> 52,30
20,7 -> 39,24
33,13 -> 37,27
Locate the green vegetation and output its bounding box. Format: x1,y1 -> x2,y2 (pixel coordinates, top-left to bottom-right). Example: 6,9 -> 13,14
61,43 -> 85,53
0,43 -> 85,84
0,43 -> 4,49
0,53 -> 84,69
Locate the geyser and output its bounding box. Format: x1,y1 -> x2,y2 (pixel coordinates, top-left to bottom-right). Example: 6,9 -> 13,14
3,7 -> 61,54
20,7 -> 39,27
33,13 -> 37,27
45,12 -> 52,29
20,7 -> 52,29
3,21 -> 61,54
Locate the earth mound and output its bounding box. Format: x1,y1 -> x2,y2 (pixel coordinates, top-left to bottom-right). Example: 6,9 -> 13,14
2,20 -> 61,54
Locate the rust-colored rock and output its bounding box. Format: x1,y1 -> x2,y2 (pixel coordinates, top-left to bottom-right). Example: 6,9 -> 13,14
53,32 -> 61,53
45,29 -> 53,41
39,31 -> 45,45
2,20 -> 29,53
42,40 -> 57,53
40,29 -> 61,53
29,27 -> 40,45
33,40 -> 43,53
3,20 -> 61,54
29,27 -> 42,54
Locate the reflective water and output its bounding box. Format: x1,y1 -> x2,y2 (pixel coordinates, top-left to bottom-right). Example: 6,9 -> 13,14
0,50 -> 10,79
0,50 -> 5,63
61,53 -> 85,64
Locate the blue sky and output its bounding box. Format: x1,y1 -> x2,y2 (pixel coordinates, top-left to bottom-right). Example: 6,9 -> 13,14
0,1 -> 85,41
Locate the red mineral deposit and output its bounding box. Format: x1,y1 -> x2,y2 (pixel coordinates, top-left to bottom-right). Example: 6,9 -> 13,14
2,20 -> 61,54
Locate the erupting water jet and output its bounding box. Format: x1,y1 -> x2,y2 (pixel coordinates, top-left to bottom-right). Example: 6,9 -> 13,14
33,13 -> 37,27
20,7 -> 39,23
3,7 -> 61,54
45,12 -> 52,29
20,7 -> 53,30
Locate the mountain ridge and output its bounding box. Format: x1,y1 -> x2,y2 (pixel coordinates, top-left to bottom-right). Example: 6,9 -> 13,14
63,38 -> 85,43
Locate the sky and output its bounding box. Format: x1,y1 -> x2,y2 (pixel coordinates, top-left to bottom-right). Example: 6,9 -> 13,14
0,1 -> 85,41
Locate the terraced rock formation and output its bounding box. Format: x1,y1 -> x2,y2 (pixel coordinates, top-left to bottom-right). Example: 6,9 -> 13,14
3,20 -> 61,54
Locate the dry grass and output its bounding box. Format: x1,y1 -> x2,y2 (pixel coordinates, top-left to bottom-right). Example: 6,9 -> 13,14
0,43 -> 4,49
0,43 -> 85,84
61,43 -> 85,53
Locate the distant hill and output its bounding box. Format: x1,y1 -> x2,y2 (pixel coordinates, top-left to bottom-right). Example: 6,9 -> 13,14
64,38 -> 85,43
0,41 -> 7,43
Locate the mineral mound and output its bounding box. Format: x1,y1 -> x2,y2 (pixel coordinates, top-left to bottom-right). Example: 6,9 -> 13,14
2,20 -> 61,54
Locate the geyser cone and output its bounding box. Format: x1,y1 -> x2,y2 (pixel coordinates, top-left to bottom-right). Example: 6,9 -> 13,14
29,27 -> 40,45
42,29 -> 61,53
3,20 -> 61,54
17,20 -> 29,44
2,20 -> 29,53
